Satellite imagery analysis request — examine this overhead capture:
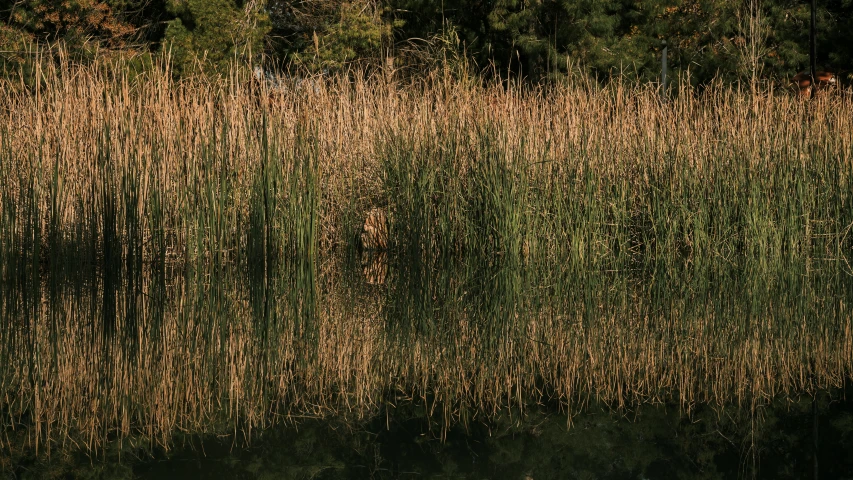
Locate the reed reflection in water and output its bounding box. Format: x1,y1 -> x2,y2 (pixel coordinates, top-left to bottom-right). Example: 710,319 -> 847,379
1,255 -> 851,455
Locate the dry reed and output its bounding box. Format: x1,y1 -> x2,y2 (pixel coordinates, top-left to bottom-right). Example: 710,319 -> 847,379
1,57 -> 851,269
1,55 -> 853,456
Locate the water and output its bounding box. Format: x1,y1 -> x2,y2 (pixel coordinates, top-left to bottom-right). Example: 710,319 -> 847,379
2,254 -> 852,478
134,397 -> 853,479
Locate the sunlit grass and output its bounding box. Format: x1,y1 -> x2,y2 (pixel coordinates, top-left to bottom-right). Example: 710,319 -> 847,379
0,57 -> 851,271
1,54 -> 853,456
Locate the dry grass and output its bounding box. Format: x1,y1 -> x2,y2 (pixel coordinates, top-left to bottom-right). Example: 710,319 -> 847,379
1,54 -> 853,455
1,56 -> 852,269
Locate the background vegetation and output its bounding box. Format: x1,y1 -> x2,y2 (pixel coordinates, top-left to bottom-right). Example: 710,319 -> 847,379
1,0 -> 852,84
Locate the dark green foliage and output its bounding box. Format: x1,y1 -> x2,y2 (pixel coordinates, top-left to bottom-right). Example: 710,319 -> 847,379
162,0 -> 269,76
1,0 -> 852,83
268,0 -> 393,71
389,0 -> 853,85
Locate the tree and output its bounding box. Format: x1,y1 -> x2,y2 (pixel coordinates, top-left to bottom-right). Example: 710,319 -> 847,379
162,0 -> 270,76
2,0 -> 137,48
267,0 -> 392,71
389,0 -> 664,82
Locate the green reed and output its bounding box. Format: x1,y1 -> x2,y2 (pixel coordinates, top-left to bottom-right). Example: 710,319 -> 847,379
0,57 -> 851,271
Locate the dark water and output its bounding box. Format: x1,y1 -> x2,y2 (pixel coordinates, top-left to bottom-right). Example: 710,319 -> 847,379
134,397 -> 853,480
2,255 -> 853,478
10,395 -> 853,479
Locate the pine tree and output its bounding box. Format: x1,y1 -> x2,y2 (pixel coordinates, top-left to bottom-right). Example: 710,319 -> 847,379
162,0 -> 270,76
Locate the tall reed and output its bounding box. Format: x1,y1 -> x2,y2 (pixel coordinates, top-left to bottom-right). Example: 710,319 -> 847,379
1,57 -> 851,270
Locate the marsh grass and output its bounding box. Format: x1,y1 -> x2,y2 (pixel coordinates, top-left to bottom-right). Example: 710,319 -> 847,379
1,57 -> 852,271
2,54 -> 853,456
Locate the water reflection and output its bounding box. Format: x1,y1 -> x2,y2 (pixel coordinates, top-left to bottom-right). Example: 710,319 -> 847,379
131,395 -> 853,479
1,255 -> 852,476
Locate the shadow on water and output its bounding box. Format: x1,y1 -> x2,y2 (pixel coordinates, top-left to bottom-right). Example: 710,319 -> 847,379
2,250 -> 853,478
131,391 -> 853,480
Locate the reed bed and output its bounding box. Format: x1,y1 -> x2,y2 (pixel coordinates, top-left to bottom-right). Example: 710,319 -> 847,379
2,56 -> 853,456
0,58 -> 852,270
